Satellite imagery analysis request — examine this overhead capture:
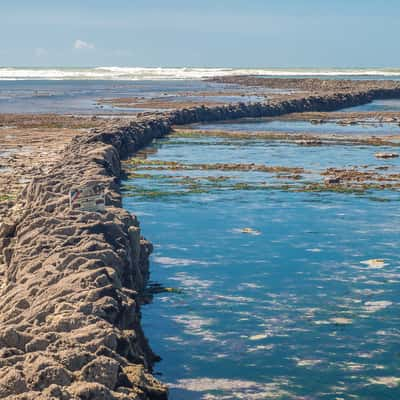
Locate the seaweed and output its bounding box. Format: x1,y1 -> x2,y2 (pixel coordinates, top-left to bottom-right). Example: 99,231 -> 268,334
126,157 -> 305,174
0,194 -> 15,201
171,128 -> 400,147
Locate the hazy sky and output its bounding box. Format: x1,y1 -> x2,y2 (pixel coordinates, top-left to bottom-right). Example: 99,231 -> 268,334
1,0 -> 399,68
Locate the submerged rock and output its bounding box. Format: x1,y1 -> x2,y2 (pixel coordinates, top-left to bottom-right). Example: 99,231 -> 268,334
360,259 -> 388,268
297,139 -> 323,146
330,317 -> 353,326
238,228 -> 261,235
375,152 -> 399,159
324,176 -> 341,185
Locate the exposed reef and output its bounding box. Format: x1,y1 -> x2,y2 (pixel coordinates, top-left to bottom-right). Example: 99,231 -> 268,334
1,79 -> 400,399
125,157 -> 400,198
207,75 -> 400,94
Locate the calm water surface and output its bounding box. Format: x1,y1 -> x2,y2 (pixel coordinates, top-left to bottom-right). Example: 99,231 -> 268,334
0,80 -> 263,114
342,99 -> 400,112
122,131 -> 400,400
195,119 -> 400,137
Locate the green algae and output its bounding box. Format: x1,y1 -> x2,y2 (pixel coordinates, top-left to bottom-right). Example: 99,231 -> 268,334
0,194 -> 15,201
124,158 -> 400,198
205,176 -> 230,182
126,174 -> 232,190
123,134 -> 400,200
145,283 -> 184,295
295,183 -> 400,194
126,158 -> 305,174
276,174 -> 303,180
127,172 -> 176,180
232,183 -> 253,190
127,158 -> 181,167
365,196 -> 394,202
171,128 -> 400,147
127,172 -> 156,179
124,186 -> 209,199
123,178 -> 400,199
123,164 -> 400,198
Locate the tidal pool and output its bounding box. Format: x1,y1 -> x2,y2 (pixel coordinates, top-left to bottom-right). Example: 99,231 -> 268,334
193,119 -> 400,137
342,99 -> 400,112
122,133 -> 400,399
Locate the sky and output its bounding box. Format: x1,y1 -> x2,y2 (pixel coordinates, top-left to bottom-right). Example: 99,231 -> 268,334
1,0 -> 399,68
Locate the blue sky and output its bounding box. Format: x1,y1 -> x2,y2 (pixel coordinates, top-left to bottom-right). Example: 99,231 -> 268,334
1,0 -> 399,67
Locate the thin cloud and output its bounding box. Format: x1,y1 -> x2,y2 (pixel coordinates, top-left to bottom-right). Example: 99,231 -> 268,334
74,39 -> 95,50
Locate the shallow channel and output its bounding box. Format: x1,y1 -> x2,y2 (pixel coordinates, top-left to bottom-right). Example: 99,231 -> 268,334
122,125 -> 400,400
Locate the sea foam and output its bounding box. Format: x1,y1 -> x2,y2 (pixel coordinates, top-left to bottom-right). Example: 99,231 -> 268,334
2,67 -> 400,80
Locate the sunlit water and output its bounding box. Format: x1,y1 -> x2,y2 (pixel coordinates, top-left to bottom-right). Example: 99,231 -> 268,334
122,131 -> 400,400
342,99 -> 400,112
2,78 -> 400,115
193,119 -> 400,137
0,80 -> 265,114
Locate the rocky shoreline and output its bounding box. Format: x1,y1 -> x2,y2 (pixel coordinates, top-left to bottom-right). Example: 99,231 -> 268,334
1,79 -> 400,399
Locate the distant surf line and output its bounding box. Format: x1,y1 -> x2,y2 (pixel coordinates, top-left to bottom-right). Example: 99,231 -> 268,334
1,66 -> 400,80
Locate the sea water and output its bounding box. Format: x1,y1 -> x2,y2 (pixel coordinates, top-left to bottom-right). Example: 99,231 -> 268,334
2,68 -> 400,114
341,99 -> 400,112
0,80 -> 235,114
192,119 -> 400,137
122,132 -> 400,400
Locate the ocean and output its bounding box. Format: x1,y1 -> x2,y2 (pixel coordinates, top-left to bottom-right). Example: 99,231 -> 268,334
1,67 -> 400,115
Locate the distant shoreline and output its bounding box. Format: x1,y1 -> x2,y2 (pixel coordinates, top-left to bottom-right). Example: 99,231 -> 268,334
2,66 -> 400,81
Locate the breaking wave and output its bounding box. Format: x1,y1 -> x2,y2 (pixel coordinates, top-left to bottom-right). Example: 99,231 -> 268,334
1,67 -> 400,81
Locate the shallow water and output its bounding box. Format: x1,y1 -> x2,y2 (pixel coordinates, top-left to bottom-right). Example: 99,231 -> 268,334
194,119 -> 400,137
2,78 -> 400,116
342,99 -> 400,112
135,136 -> 400,174
0,80 -> 238,114
123,133 -> 400,400
0,80 -> 268,114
